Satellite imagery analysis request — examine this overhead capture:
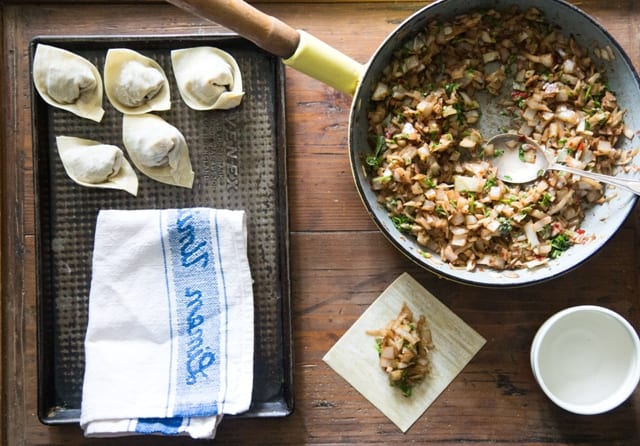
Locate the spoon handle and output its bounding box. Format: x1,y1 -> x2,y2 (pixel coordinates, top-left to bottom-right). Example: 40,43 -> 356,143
550,163 -> 640,196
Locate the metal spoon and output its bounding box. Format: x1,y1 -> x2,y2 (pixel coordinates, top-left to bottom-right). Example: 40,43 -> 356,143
487,133 -> 640,195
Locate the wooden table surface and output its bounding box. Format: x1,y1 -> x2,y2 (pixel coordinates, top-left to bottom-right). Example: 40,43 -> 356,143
2,0 -> 640,444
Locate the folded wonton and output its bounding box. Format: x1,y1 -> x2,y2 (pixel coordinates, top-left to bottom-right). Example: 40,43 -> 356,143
33,44 -> 105,122
104,48 -> 171,115
56,136 -> 138,196
122,113 -> 194,188
171,46 -> 244,111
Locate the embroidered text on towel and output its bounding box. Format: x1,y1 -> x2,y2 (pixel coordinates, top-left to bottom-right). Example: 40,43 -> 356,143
185,288 -> 215,384
166,208 -> 223,414
177,210 -> 209,268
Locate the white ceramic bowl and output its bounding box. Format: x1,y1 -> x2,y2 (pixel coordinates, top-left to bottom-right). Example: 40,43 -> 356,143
530,306 -> 640,414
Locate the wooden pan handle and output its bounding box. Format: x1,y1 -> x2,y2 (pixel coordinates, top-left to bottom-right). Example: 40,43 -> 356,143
166,0 -> 300,58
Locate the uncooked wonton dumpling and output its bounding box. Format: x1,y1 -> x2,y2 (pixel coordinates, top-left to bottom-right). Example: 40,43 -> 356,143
104,48 -> 170,114
56,136 -> 138,196
122,114 -> 194,188
33,44 -> 105,122
171,46 -> 244,110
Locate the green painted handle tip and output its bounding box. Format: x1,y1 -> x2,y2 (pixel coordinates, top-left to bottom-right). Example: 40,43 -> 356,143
283,31 -> 365,96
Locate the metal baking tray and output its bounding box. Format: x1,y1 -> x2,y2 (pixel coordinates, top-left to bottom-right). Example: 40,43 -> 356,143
31,35 -> 293,424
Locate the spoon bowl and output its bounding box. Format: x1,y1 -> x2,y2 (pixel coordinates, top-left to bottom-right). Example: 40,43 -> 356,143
487,133 -> 640,195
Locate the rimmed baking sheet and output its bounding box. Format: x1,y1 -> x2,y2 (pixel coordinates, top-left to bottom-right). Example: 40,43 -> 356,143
31,34 -> 293,424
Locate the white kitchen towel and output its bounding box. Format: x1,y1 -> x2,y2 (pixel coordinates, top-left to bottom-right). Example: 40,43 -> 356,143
80,208 -> 254,439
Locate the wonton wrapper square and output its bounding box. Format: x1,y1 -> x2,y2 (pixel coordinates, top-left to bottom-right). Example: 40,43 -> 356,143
323,273 -> 486,432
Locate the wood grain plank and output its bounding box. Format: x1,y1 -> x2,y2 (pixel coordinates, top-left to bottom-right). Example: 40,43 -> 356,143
0,5 -> 5,444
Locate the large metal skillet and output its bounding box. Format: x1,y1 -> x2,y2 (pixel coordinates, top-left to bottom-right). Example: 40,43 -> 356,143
167,0 -> 640,287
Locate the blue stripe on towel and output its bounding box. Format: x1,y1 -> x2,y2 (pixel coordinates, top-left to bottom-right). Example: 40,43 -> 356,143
135,417 -> 183,435
166,208 -> 221,416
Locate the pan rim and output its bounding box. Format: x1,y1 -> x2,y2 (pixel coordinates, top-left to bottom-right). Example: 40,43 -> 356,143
348,0 -> 640,288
